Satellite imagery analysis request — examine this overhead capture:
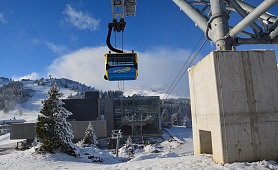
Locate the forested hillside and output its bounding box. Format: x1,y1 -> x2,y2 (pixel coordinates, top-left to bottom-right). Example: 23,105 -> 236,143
0,81 -> 34,113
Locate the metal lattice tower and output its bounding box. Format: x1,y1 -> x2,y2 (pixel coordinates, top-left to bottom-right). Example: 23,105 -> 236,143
172,0 -> 278,50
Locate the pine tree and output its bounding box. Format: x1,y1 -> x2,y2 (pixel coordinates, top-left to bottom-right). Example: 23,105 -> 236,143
35,82 -> 77,156
82,122 -> 98,147
172,112 -> 180,125
53,99 -> 76,155
161,109 -> 169,122
35,85 -> 56,153
125,136 -> 135,158
183,113 -> 189,126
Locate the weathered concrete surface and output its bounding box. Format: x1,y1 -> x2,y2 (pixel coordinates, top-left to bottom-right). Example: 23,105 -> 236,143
188,50 -> 278,163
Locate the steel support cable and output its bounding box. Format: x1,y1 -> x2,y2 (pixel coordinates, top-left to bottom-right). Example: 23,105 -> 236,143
163,34 -> 205,99
121,30 -> 125,93
114,31 -> 123,92
110,23 -> 125,92
106,24 -> 123,53
118,80 -> 124,94
165,38 -> 208,99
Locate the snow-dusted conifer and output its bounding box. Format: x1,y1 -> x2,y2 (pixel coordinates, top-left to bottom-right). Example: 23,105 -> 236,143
82,122 -> 98,147
35,84 -> 57,153
172,112 -> 180,125
183,114 -> 188,126
53,98 -> 76,155
161,109 -> 169,122
125,136 -> 135,158
35,82 -> 77,156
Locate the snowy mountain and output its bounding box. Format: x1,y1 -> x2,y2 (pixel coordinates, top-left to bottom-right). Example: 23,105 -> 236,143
0,77 -> 186,122
124,86 -> 186,99
0,78 -> 89,122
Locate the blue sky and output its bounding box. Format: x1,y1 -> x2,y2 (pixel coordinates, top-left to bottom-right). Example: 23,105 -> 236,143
0,0 -> 277,96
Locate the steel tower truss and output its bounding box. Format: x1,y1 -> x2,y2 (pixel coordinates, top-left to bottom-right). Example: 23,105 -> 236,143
172,0 -> 278,50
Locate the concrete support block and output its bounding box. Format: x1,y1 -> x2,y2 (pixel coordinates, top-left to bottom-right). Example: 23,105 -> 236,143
188,50 -> 278,163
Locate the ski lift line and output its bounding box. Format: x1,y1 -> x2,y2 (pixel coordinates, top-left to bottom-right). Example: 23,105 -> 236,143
118,31 -> 125,93
166,38 -> 208,99
165,38 -> 208,99
118,80 -> 125,93
123,81 -> 125,93
163,34 -> 205,99
113,28 -> 124,52
163,34 -> 204,98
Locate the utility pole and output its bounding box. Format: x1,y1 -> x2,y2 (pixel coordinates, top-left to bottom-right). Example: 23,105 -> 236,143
111,129 -> 122,157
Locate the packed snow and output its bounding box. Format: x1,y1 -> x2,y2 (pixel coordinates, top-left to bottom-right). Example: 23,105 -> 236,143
1,126 -> 277,169
0,79 -> 277,169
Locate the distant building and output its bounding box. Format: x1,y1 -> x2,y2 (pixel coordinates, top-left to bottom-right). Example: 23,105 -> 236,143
21,79 -> 31,81
0,119 -> 26,135
0,124 -> 11,135
63,91 -> 161,136
10,91 -> 161,146
10,121 -> 107,144
63,91 -> 99,121
112,96 -> 161,136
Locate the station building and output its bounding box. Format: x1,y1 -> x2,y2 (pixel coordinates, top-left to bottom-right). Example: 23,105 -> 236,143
10,91 -> 161,146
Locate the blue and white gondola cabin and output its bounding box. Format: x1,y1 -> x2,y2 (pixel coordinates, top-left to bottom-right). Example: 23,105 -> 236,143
104,52 -> 138,81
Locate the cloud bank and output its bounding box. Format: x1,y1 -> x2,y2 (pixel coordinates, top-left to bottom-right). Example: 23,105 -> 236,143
13,72 -> 40,81
47,46 -> 202,94
63,4 -> 100,31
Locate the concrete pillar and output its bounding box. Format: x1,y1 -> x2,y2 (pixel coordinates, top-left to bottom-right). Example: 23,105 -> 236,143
188,50 -> 278,163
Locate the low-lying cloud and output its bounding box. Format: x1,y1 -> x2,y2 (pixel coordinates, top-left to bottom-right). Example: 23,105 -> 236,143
13,72 -> 40,81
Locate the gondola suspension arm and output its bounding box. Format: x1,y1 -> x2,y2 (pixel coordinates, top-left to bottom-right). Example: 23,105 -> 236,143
106,18 -> 126,53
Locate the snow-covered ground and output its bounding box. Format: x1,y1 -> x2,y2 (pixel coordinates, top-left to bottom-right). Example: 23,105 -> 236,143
0,126 -> 277,170
0,80 -> 277,169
